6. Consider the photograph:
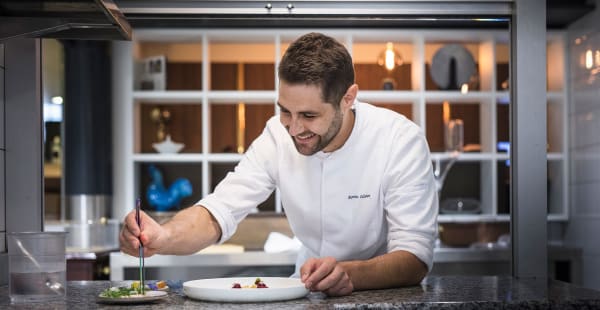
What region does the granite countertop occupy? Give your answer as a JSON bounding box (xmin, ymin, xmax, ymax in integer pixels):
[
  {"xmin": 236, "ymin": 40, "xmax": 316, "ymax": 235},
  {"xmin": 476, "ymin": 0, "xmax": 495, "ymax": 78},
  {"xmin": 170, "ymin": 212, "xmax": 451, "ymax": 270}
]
[{"xmin": 2, "ymin": 276, "xmax": 600, "ymax": 309}]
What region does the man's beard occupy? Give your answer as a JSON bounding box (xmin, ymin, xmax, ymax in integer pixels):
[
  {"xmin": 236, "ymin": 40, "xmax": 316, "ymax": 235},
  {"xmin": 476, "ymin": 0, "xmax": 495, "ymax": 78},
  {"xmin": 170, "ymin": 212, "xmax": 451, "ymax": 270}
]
[{"xmin": 291, "ymin": 108, "xmax": 343, "ymax": 156}]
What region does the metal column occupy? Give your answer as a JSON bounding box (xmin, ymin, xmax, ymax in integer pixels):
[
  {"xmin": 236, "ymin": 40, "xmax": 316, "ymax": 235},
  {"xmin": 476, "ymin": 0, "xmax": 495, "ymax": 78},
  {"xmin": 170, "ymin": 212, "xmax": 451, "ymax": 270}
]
[
  {"xmin": 63, "ymin": 40, "xmax": 113, "ymax": 222},
  {"xmin": 510, "ymin": 0, "xmax": 548, "ymax": 279},
  {"xmin": 4, "ymin": 38, "xmax": 44, "ymax": 233}
]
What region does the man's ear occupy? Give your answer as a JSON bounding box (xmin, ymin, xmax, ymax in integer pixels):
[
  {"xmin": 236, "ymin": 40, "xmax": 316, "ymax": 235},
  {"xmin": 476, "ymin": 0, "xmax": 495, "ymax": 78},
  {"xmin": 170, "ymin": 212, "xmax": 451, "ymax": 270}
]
[{"xmin": 342, "ymin": 84, "xmax": 358, "ymax": 109}]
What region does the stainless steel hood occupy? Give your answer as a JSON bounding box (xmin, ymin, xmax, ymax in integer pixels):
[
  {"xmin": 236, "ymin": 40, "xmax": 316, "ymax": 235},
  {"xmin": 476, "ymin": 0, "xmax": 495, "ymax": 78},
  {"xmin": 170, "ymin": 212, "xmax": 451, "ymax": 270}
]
[
  {"xmin": 116, "ymin": 0, "xmax": 512, "ymax": 29},
  {"xmin": 1, "ymin": 1, "xmax": 592, "ymax": 41},
  {"xmin": 115, "ymin": 0, "xmax": 593, "ymax": 30},
  {"xmin": 0, "ymin": 0, "xmax": 132, "ymax": 41}
]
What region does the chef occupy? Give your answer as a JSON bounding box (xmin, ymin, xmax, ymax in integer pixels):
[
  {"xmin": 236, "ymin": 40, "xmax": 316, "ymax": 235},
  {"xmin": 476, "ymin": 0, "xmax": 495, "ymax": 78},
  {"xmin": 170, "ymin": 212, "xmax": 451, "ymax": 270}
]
[{"xmin": 120, "ymin": 32, "xmax": 438, "ymax": 297}]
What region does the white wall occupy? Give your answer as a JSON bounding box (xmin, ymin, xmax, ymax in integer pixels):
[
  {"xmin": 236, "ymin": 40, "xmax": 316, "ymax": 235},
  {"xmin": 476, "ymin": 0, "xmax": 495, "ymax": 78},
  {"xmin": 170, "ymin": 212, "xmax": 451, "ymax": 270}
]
[{"xmin": 566, "ymin": 0, "xmax": 600, "ymax": 290}]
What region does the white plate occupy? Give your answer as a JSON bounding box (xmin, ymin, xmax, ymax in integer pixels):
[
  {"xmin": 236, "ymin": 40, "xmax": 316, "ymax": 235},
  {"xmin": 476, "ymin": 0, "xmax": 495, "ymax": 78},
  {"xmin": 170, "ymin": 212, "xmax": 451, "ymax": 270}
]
[
  {"xmin": 96, "ymin": 290, "xmax": 168, "ymax": 304},
  {"xmin": 183, "ymin": 277, "xmax": 309, "ymax": 303}
]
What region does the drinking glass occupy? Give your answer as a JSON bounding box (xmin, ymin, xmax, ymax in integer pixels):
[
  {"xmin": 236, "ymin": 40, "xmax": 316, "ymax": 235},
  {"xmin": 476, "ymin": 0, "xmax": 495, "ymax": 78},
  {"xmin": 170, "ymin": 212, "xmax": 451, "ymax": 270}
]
[
  {"xmin": 445, "ymin": 119, "xmax": 464, "ymax": 152},
  {"xmin": 8, "ymin": 232, "xmax": 67, "ymax": 303}
]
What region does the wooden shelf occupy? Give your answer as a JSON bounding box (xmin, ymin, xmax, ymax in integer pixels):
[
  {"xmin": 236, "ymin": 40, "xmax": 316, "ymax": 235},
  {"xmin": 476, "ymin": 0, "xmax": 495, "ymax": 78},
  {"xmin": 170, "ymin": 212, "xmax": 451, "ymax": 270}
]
[
  {"xmin": 44, "ymin": 162, "xmax": 61, "ymax": 178},
  {"xmin": 113, "ymin": 29, "xmax": 569, "ymax": 222}
]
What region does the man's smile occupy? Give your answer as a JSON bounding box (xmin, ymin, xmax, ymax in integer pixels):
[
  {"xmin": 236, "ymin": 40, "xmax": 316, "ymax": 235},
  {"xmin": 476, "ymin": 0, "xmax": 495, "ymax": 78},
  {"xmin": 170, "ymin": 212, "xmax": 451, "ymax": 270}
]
[{"xmin": 295, "ymin": 133, "xmax": 316, "ymax": 141}]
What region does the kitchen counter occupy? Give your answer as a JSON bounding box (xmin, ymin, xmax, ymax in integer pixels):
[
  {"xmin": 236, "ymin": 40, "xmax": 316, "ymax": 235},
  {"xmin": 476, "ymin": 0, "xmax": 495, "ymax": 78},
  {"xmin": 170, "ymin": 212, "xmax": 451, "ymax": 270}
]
[
  {"xmin": 109, "ymin": 246, "xmax": 513, "ymax": 281},
  {"xmin": 110, "ymin": 250, "xmax": 297, "ymax": 280},
  {"xmin": 1, "ymin": 276, "xmax": 600, "ymax": 309},
  {"xmin": 109, "ymin": 245, "xmax": 582, "ymax": 283}
]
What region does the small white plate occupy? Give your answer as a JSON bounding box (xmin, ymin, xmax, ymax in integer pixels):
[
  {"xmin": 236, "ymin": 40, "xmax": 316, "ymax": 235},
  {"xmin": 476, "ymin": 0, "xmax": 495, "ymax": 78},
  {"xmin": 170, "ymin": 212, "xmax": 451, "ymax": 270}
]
[
  {"xmin": 183, "ymin": 277, "xmax": 309, "ymax": 303},
  {"xmin": 96, "ymin": 290, "xmax": 168, "ymax": 304}
]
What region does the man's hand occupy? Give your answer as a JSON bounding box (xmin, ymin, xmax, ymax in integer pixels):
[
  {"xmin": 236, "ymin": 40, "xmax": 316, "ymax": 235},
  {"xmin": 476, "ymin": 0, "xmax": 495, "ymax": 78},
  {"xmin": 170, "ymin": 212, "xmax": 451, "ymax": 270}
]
[
  {"xmin": 120, "ymin": 205, "xmax": 222, "ymax": 257},
  {"xmin": 119, "ymin": 210, "xmax": 168, "ymax": 257},
  {"xmin": 300, "ymin": 256, "xmax": 354, "ymax": 296},
  {"xmin": 299, "ymin": 251, "xmax": 427, "ymax": 295}
]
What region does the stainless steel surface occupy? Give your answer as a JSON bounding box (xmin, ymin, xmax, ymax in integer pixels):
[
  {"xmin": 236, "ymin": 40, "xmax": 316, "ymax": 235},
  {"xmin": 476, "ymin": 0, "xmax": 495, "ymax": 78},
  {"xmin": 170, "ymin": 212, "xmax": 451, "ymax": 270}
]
[
  {"xmin": 5, "ymin": 38, "xmax": 44, "ymax": 234},
  {"xmin": 110, "ymin": 251, "xmax": 298, "ymax": 281},
  {"xmin": 0, "ymin": 153, "xmax": 5, "ymax": 233},
  {"xmin": 68, "ymin": 194, "xmax": 109, "ymax": 223},
  {"xmin": 111, "ymin": 40, "xmax": 134, "ymax": 223},
  {"xmin": 0, "ymin": 43, "xmax": 4, "ymax": 286},
  {"xmin": 511, "ymin": 0, "xmax": 548, "ymax": 280},
  {"xmin": 0, "ymin": 253, "xmax": 7, "ymax": 286},
  {"xmin": 115, "ymin": 0, "xmax": 593, "ymax": 29},
  {"xmin": 109, "ymin": 245, "xmax": 583, "ymax": 282},
  {"xmin": 118, "ymin": 0, "xmax": 512, "ymax": 15},
  {"xmin": 0, "ymin": 49, "xmax": 4, "ymax": 150},
  {"xmin": 65, "ymin": 220, "xmax": 120, "ymax": 251},
  {"xmin": 117, "ymin": 0, "xmax": 511, "ymax": 28},
  {"xmin": 0, "ymin": 0, "xmax": 132, "ymax": 41},
  {"xmin": 109, "ymin": 247, "xmax": 509, "ymax": 281},
  {"xmin": 112, "ymin": 0, "xmax": 596, "ymax": 29},
  {"xmin": 0, "ymin": 53, "xmax": 3, "ymax": 239}
]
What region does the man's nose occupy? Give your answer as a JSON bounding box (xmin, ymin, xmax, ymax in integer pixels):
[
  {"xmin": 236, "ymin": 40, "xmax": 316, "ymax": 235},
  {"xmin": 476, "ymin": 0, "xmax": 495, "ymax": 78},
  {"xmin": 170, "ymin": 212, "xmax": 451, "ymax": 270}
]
[{"xmin": 288, "ymin": 117, "xmax": 304, "ymax": 136}]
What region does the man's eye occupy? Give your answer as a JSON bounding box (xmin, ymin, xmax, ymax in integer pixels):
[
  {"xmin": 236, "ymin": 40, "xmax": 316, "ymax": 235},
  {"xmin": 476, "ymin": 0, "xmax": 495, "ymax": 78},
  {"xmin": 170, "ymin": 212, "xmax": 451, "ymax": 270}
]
[{"xmin": 302, "ymin": 113, "xmax": 316, "ymax": 118}]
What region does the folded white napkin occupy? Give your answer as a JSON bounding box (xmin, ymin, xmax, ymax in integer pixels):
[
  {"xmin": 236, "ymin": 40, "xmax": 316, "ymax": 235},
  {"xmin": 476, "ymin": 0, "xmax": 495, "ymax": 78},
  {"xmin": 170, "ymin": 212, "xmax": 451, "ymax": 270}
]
[{"xmin": 263, "ymin": 232, "xmax": 302, "ymax": 253}]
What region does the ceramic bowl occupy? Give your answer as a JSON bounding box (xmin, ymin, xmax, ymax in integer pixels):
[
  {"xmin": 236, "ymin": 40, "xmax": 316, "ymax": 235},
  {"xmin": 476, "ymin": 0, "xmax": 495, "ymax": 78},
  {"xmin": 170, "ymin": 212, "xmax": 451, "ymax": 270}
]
[{"xmin": 152, "ymin": 135, "xmax": 184, "ymax": 154}]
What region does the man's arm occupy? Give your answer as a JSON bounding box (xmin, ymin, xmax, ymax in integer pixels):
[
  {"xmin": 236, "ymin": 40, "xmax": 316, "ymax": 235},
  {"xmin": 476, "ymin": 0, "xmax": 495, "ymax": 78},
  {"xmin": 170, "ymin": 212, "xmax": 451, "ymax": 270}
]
[
  {"xmin": 301, "ymin": 250, "xmax": 427, "ymax": 296},
  {"xmin": 120, "ymin": 205, "xmax": 222, "ymax": 257},
  {"xmin": 340, "ymin": 250, "xmax": 427, "ymax": 290},
  {"xmin": 159, "ymin": 205, "xmax": 222, "ymax": 255}
]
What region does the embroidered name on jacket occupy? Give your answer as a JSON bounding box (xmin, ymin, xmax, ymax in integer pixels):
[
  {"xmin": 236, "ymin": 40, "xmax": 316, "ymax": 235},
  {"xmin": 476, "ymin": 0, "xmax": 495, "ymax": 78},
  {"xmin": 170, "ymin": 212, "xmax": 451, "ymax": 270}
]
[{"xmin": 348, "ymin": 194, "xmax": 371, "ymax": 200}]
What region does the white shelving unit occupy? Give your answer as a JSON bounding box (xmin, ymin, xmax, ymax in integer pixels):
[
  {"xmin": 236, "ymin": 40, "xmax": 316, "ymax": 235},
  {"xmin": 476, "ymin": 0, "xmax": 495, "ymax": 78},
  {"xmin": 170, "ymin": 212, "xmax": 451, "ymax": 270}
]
[{"xmin": 112, "ymin": 29, "xmax": 569, "ymax": 224}]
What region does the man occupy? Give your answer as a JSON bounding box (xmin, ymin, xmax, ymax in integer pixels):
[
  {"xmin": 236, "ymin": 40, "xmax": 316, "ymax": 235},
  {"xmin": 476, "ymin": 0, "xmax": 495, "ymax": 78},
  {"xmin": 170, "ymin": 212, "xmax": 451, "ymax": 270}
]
[{"xmin": 120, "ymin": 32, "xmax": 438, "ymax": 297}]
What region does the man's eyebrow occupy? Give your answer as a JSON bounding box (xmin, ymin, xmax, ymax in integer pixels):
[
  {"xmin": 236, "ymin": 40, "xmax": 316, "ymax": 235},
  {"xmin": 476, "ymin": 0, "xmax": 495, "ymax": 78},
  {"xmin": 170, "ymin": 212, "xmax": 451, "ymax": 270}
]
[
  {"xmin": 277, "ymin": 102, "xmax": 320, "ymax": 115},
  {"xmin": 276, "ymin": 102, "xmax": 287, "ymax": 110}
]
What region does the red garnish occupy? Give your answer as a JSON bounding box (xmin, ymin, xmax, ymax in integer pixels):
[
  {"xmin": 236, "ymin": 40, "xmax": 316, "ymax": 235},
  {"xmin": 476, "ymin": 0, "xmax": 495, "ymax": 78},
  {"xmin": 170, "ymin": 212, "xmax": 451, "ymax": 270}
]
[
  {"xmin": 256, "ymin": 282, "xmax": 268, "ymax": 288},
  {"xmin": 232, "ymin": 278, "xmax": 268, "ymax": 288}
]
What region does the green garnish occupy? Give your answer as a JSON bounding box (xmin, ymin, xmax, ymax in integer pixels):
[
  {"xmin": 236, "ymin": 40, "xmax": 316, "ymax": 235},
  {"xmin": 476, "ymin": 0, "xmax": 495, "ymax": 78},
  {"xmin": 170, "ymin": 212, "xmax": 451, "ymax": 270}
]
[{"xmin": 100, "ymin": 286, "xmax": 140, "ymax": 298}]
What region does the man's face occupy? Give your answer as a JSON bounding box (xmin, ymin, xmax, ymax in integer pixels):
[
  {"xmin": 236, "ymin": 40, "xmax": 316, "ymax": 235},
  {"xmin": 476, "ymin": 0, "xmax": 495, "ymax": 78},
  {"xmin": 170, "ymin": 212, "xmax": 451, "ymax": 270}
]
[{"xmin": 278, "ymin": 81, "xmax": 343, "ymax": 155}]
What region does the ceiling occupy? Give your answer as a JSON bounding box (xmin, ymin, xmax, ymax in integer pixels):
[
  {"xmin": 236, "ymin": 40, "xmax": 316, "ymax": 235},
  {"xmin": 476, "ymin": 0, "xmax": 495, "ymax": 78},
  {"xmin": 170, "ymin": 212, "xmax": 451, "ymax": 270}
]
[
  {"xmin": 546, "ymin": 0, "xmax": 596, "ymax": 29},
  {"xmin": 0, "ymin": 0, "xmax": 132, "ymax": 41},
  {"xmin": 0, "ymin": 0, "xmax": 596, "ymax": 41},
  {"xmin": 113, "ymin": 0, "xmax": 595, "ymax": 30}
]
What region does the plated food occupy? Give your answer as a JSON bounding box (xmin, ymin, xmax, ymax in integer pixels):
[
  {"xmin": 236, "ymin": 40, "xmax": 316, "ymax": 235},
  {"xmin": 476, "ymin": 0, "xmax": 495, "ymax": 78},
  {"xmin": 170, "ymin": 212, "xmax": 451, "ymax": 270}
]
[
  {"xmin": 96, "ymin": 281, "xmax": 169, "ymax": 304},
  {"xmin": 232, "ymin": 277, "xmax": 268, "ymax": 288},
  {"xmin": 97, "ymin": 290, "xmax": 168, "ymax": 304},
  {"xmin": 183, "ymin": 277, "xmax": 309, "ymax": 302},
  {"xmin": 99, "ymin": 286, "xmax": 142, "ymax": 298},
  {"xmin": 133, "ymin": 280, "xmax": 170, "ymax": 291}
]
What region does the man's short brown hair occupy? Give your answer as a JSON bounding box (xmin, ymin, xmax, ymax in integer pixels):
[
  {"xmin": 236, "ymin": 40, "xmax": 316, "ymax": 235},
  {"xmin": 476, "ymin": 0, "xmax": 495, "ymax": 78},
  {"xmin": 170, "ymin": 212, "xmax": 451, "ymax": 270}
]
[{"xmin": 278, "ymin": 32, "xmax": 355, "ymax": 107}]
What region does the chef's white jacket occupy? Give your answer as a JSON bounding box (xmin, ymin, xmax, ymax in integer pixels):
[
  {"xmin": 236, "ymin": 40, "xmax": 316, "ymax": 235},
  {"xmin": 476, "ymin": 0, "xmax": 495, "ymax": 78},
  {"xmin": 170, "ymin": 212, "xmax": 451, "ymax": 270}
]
[{"xmin": 198, "ymin": 100, "xmax": 438, "ymax": 274}]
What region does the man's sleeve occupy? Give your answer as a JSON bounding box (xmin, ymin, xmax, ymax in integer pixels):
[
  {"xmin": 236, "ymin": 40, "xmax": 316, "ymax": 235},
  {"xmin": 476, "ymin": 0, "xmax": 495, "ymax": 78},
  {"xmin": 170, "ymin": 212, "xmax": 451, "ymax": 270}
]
[
  {"xmin": 383, "ymin": 123, "xmax": 439, "ymax": 271},
  {"xmin": 197, "ymin": 122, "xmax": 279, "ymax": 243}
]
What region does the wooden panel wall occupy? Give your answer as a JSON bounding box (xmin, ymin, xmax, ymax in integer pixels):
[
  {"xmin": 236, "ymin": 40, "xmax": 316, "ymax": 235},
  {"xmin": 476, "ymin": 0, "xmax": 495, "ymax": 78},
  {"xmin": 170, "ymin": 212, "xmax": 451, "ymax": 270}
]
[
  {"xmin": 167, "ymin": 63, "xmax": 202, "ymax": 90},
  {"xmin": 426, "ymin": 103, "xmax": 481, "ymax": 152},
  {"xmin": 355, "ymin": 63, "xmax": 412, "ymax": 90},
  {"xmin": 138, "ymin": 61, "xmax": 491, "ymax": 212},
  {"xmin": 140, "ymin": 104, "xmax": 203, "ymax": 153}
]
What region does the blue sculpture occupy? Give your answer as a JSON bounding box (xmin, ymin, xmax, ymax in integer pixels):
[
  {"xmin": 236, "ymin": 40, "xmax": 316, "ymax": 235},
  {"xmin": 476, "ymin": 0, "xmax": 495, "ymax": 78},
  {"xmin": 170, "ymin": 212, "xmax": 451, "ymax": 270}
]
[{"xmin": 146, "ymin": 164, "xmax": 193, "ymax": 212}]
